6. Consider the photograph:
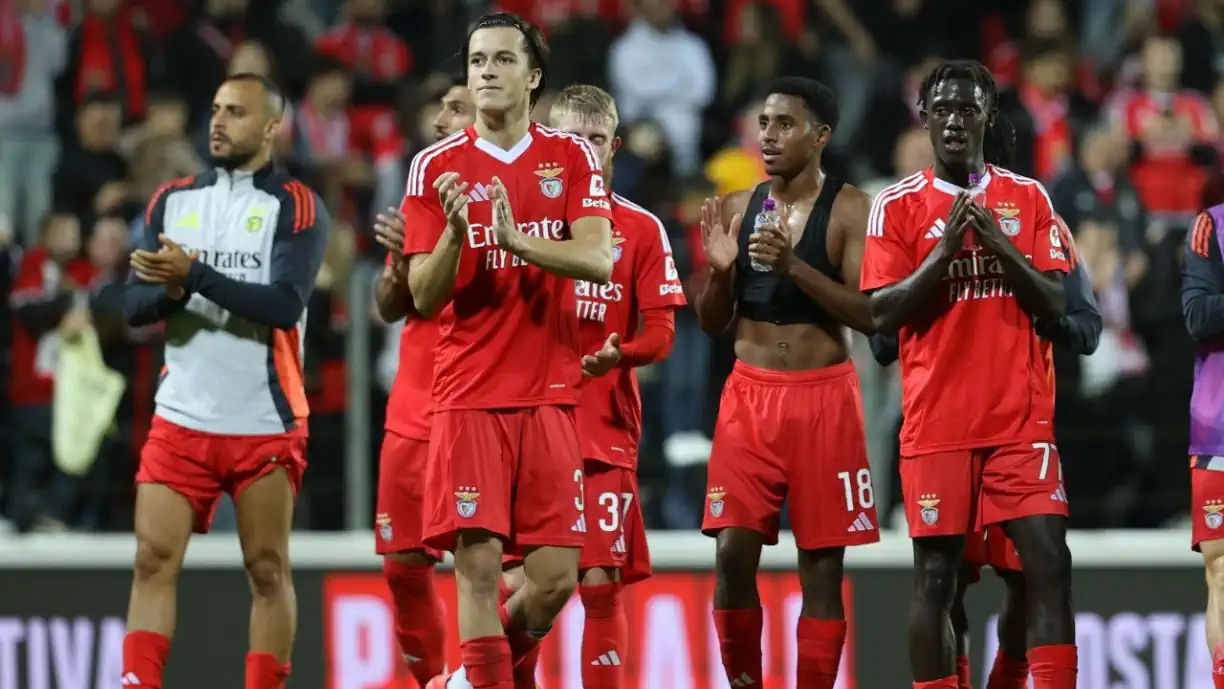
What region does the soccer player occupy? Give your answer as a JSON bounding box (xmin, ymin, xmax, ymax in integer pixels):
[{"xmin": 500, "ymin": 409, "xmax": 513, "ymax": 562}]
[
  {"xmin": 399, "ymin": 13, "xmax": 614, "ymax": 689},
  {"xmin": 369, "ymin": 77, "xmax": 474, "ymax": 687},
  {"xmin": 499, "ymin": 84, "xmax": 686, "ymax": 689},
  {"xmin": 870, "ymin": 213, "xmax": 1100, "ymax": 689},
  {"xmin": 694, "ymin": 76, "xmax": 879, "ymax": 689},
  {"xmin": 120, "ymin": 73, "xmax": 329, "ymax": 689},
  {"xmin": 860, "ymin": 60, "xmax": 1077, "ymax": 689},
  {"xmin": 1181, "ymin": 206, "xmax": 1224, "ymax": 688}
]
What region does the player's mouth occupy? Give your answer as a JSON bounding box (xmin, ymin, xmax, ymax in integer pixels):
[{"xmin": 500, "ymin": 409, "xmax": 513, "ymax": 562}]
[
  {"xmin": 761, "ymin": 147, "xmax": 782, "ymax": 162},
  {"xmin": 211, "ymin": 133, "xmax": 229, "ymax": 145},
  {"xmin": 477, "ymin": 86, "xmax": 501, "ymax": 94},
  {"xmin": 942, "ymin": 134, "xmax": 967, "ymax": 154}
]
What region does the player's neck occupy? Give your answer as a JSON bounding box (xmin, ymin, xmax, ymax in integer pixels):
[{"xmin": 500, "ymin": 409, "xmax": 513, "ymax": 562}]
[
  {"xmin": 235, "ymin": 152, "xmax": 272, "ymax": 174},
  {"xmin": 475, "ymin": 106, "xmax": 531, "ymax": 151},
  {"xmin": 769, "ymin": 164, "xmax": 824, "ymax": 204},
  {"xmin": 935, "ymin": 158, "xmax": 986, "ymax": 189}
]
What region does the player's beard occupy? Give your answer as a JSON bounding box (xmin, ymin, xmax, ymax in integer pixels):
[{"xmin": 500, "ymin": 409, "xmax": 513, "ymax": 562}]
[{"xmin": 210, "ymin": 142, "xmax": 260, "ymax": 171}]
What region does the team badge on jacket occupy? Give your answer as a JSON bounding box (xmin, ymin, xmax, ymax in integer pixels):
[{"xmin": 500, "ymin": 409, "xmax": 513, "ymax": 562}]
[
  {"xmin": 535, "ymin": 166, "xmax": 564, "ymax": 198},
  {"xmin": 455, "ymin": 488, "xmax": 480, "ymax": 518},
  {"xmin": 918, "ymin": 494, "xmax": 940, "ymax": 525}
]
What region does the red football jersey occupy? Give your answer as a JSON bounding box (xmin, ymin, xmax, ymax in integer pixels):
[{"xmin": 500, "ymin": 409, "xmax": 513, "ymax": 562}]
[
  {"xmin": 860, "ymin": 165, "xmax": 1070, "ymax": 455},
  {"xmin": 8, "ymin": 247, "xmax": 99, "ymax": 406},
  {"xmin": 383, "ymin": 252, "xmax": 439, "ymax": 440},
  {"xmin": 576, "ymin": 194, "xmax": 686, "ymax": 468},
  {"xmin": 400, "ymin": 123, "xmax": 613, "ymax": 410}
]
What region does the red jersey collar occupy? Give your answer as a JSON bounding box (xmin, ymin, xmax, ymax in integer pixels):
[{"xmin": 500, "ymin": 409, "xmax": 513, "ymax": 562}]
[{"xmin": 925, "ymin": 164, "xmax": 994, "ymax": 197}]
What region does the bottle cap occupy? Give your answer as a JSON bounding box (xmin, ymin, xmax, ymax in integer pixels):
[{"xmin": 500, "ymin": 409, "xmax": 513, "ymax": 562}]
[
  {"xmin": 968, "ymin": 173, "xmax": 981, "ymax": 188},
  {"xmin": 762, "ymin": 198, "xmax": 776, "ymax": 211}
]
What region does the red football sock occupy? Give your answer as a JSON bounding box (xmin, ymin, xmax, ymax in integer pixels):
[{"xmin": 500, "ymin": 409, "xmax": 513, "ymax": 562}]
[
  {"xmin": 713, "ymin": 608, "xmax": 763, "ymax": 688},
  {"xmin": 1212, "ymin": 643, "xmax": 1224, "ymax": 689},
  {"xmin": 956, "ymin": 654, "xmax": 972, "ymax": 689},
  {"xmin": 1027, "ymin": 644, "xmax": 1076, "ymax": 689},
  {"xmin": 383, "ymin": 559, "xmax": 447, "ymax": 682},
  {"xmin": 122, "ymin": 630, "xmax": 170, "ymax": 689},
  {"xmin": 244, "ymin": 651, "xmax": 291, "ymax": 689},
  {"xmin": 460, "ymin": 636, "xmax": 514, "ymax": 689},
  {"xmin": 914, "ymin": 677, "xmax": 960, "ymax": 689},
  {"xmin": 498, "ymin": 585, "xmax": 541, "ymax": 689},
  {"xmin": 796, "ymin": 618, "xmax": 845, "ymax": 689},
  {"xmin": 581, "ymin": 583, "xmax": 627, "ymax": 689},
  {"xmin": 986, "ymin": 649, "xmax": 1029, "ymax": 689}
]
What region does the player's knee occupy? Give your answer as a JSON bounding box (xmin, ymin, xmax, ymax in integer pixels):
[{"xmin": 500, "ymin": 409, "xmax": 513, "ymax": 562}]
[
  {"xmin": 1022, "ymin": 540, "xmax": 1071, "ymax": 593},
  {"xmin": 531, "ymin": 562, "xmax": 579, "ymax": 611},
  {"xmin": 133, "ymin": 537, "xmax": 182, "ymax": 584},
  {"xmin": 502, "ymin": 565, "xmax": 526, "ymax": 594},
  {"xmin": 386, "ymin": 550, "xmax": 436, "ymax": 568},
  {"xmin": 714, "ymin": 533, "xmax": 759, "ymax": 589},
  {"xmin": 913, "ymin": 550, "xmax": 958, "ymax": 607},
  {"xmin": 581, "ymin": 566, "xmax": 615, "ymax": 587},
  {"xmin": 244, "ymin": 548, "xmax": 288, "ymax": 598},
  {"xmin": 454, "ymin": 537, "xmax": 504, "ymax": 597}
]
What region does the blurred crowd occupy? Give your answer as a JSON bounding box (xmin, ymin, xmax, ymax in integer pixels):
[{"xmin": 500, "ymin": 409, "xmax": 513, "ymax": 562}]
[{"xmin": 0, "ymin": 0, "xmax": 1218, "ymax": 535}]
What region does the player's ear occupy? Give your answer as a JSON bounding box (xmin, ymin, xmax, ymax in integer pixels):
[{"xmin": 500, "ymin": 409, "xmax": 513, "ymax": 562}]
[
  {"xmin": 919, "ymin": 109, "xmax": 929, "ymax": 129},
  {"xmin": 527, "ymin": 68, "xmax": 542, "ymax": 92},
  {"xmin": 265, "ymin": 116, "xmax": 282, "ymax": 142},
  {"xmin": 611, "ymin": 136, "xmax": 622, "ymax": 155},
  {"xmin": 814, "ymin": 123, "xmax": 831, "ymax": 145}
]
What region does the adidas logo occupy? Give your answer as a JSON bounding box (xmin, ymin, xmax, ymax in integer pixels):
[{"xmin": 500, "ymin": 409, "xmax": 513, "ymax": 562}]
[
  {"xmin": 468, "ymin": 183, "xmax": 491, "ymax": 203},
  {"xmin": 924, "ymin": 218, "xmax": 946, "ymax": 239},
  {"xmin": 847, "ymin": 512, "xmax": 876, "ymax": 533},
  {"xmin": 571, "ymin": 514, "xmax": 587, "ymax": 533},
  {"xmin": 1050, "ymin": 486, "xmax": 1068, "ymax": 503},
  {"xmin": 590, "ymin": 650, "xmax": 622, "ymax": 666},
  {"xmin": 730, "ymin": 672, "xmax": 758, "ymax": 686},
  {"xmin": 611, "ymin": 534, "xmax": 626, "ymax": 554},
  {"xmin": 120, "ymin": 673, "xmax": 142, "ymax": 686}
]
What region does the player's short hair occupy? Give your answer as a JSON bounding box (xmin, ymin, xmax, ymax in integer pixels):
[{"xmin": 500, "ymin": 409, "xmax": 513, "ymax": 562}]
[
  {"xmin": 766, "ymin": 76, "xmax": 840, "ymax": 133},
  {"xmin": 917, "ymin": 60, "xmax": 1015, "ymax": 168},
  {"xmin": 549, "ymin": 84, "xmax": 619, "ymax": 130},
  {"xmin": 223, "ymin": 72, "xmax": 286, "ymax": 116},
  {"xmin": 463, "ymin": 12, "xmax": 550, "ymax": 106}
]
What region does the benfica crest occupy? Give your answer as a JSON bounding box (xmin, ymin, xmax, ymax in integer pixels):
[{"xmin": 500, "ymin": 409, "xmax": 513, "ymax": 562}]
[
  {"xmin": 455, "ymin": 488, "xmax": 480, "ymax": 518},
  {"xmin": 535, "ymin": 166, "xmax": 564, "ymax": 198},
  {"xmin": 994, "ymin": 204, "xmax": 1022, "ymax": 237}
]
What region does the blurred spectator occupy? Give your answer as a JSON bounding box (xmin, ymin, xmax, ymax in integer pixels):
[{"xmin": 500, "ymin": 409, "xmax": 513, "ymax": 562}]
[
  {"xmin": 316, "ymin": 0, "xmax": 410, "ymax": 106},
  {"xmin": 717, "ymin": 3, "xmax": 822, "ymax": 123},
  {"xmin": 999, "ymin": 40, "xmax": 1098, "ymax": 181},
  {"xmin": 56, "ymin": 0, "xmax": 157, "ymax": 135},
  {"xmin": 121, "ymin": 92, "xmax": 206, "ymax": 204},
  {"xmin": 854, "ymin": 52, "xmax": 942, "ymax": 180},
  {"xmin": 704, "ymin": 99, "xmax": 766, "ymax": 199},
  {"xmin": 6, "ymin": 212, "xmax": 96, "ymax": 531},
  {"xmin": 52, "ymin": 91, "xmax": 136, "ymax": 230},
  {"xmin": 1108, "ymin": 35, "xmax": 1219, "ymax": 225},
  {"xmin": 607, "ymin": 119, "xmax": 675, "ymax": 213},
  {"xmin": 609, "ymin": 0, "xmax": 715, "ymax": 176},
  {"xmin": 988, "ymin": 0, "xmax": 1090, "ymax": 93},
  {"xmin": 1177, "ymin": 0, "xmax": 1224, "ymax": 96},
  {"xmin": 0, "ymin": 0, "xmax": 68, "ymax": 245}
]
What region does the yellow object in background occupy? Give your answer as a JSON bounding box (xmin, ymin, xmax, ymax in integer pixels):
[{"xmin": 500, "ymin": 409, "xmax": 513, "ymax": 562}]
[{"xmin": 53, "ymin": 327, "xmax": 126, "ymax": 477}]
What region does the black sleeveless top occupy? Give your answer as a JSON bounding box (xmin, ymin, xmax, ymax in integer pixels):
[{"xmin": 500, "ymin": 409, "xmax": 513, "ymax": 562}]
[{"xmin": 734, "ymin": 177, "xmax": 844, "ymax": 326}]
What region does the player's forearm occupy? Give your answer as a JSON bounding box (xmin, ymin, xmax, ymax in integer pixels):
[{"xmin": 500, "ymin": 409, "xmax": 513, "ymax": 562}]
[
  {"xmin": 183, "ymin": 264, "xmax": 304, "ymax": 329},
  {"xmin": 408, "ymin": 231, "xmax": 463, "ymax": 319},
  {"xmin": 868, "ymin": 251, "xmax": 952, "ymax": 333},
  {"xmin": 696, "ymin": 268, "xmax": 736, "ymax": 334},
  {"xmin": 1183, "ymin": 292, "xmax": 1224, "ymax": 341},
  {"xmin": 619, "ymin": 309, "xmax": 676, "ymax": 367},
  {"xmin": 375, "ymin": 263, "xmax": 412, "ymax": 323},
  {"xmin": 507, "ymin": 234, "xmax": 613, "ymax": 283},
  {"xmin": 785, "ymin": 258, "xmax": 876, "ymax": 335},
  {"xmin": 991, "ymin": 243, "xmax": 1066, "ymax": 321},
  {"xmin": 122, "ymin": 283, "xmax": 187, "ymax": 326},
  {"xmin": 1036, "ymin": 265, "xmax": 1101, "ymax": 355},
  {"xmin": 868, "ymin": 333, "xmax": 899, "ymax": 366}
]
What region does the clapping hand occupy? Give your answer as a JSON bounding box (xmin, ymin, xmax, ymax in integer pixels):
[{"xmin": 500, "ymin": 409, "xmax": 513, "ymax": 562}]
[
  {"xmin": 581, "ymin": 333, "xmax": 622, "ymax": 376},
  {"xmin": 434, "ymin": 172, "xmax": 470, "ymax": 240},
  {"xmin": 489, "ymin": 176, "xmax": 523, "ymax": 253},
  {"xmin": 373, "ymin": 207, "xmax": 407, "ymax": 257},
  {"xmin": 130, "ymin": 236, "xmax": 199, "ymax": 287},
  {"xmin": 700, "ymin": 197, "xmax": 742, "ymax": 273}
]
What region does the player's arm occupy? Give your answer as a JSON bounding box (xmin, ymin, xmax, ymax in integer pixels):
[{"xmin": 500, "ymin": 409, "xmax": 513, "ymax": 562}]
[
  {"xmin": 863, "ymin": 191, "xmax": 955, "ymax": 334},
  {"xmin": 182, "ymin": 183, "xmax": 330, "ymax": 329},
  {"xmin": 123, "ymin": 186, "xmax": 191, "ymax": 326},
  {"xmin": 695, "ymin": 190, "xmax": 748, "ymax": 334},
  {"xmin": 404, "ymin": 167, "xmax": 465, "ymax": 319},
  {"xmin": 622, "ymin": 210, "xmax": 687, "ymax": 366},
  {"xmin": 1034, "ymin": 220, "xmax": 1101, "ymax": 355},
  {"xmin": 620, "ymin": 309, "xmax": 676, "ymax": 366},
  {"xmin": 375, "ymin": 257, "xmax": 413, "ymax": 323},
  {"xmin": 867, "ymin": 333, "xmax": 899, "ymax": 366},
  {"xmin": 1182, "ymin": 211, "xmax": 1224, "ymax": 341},
  {"xmin": 784, "ymin": 185, "xmax": 876, "ymax": 334},
  {"xmin": 969, "ymin": 187, "xmax": 1067, "ymax": 322}
]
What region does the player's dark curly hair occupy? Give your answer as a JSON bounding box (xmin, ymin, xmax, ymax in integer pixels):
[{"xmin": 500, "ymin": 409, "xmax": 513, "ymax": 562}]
[
  {"xmin": 767, "ymin": 76, "xmax": 840, "ymax": 133},
  {"xmin": 917, "ymin": 60, "xmax": 1016, "ymax": 168},
  {"xmin": 462, "ymin": 12, "xmax": 550, "ymax": 107}
]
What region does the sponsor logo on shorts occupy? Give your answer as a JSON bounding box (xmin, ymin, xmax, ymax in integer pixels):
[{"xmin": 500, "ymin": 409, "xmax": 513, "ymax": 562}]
[
  {"xmin": 1205, "ymin": 500, "xmax": 1224, "ymax": 529},
  {"xmin": 455, "ymin": 487, "xmax": 480, "ymax": 518},
  {"xmin": 707, "ymin": 488, "xmax": 726, "ymax": 518},
  {"xmin": 918, "ymin": 494, "xmax": 940, "ymax": 525},
  {"xmin": 375, "ymin": 513, "xmax": 393, "ymax": 541}
]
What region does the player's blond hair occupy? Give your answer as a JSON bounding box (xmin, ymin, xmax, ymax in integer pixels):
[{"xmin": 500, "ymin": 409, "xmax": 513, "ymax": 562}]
[{"xmin": 549, "ymin": 84, "xmax": 619, "ymax": 131}]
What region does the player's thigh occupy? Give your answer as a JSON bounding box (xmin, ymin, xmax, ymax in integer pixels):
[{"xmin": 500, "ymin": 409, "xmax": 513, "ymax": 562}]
[
  {"xmin": 979, "ymin": 441, "xmax": 1068, "ymax": 527},
  {"xmin": 703, "ymin": 382, "xmax": 787, "ymax": 543},
  {"xmin": 423, "ymin": 410, "xmax": 517, "ymax": 553},
  {"xmin": 899, "ymin": 450, "xmax": 978, "ymax": 538},
  {"xmin": 1191, "ymin": 466, "xmax": 1224, "ymax": 552},
  {"xmin": 137, "ymin": 417, "xmax": 224, "ymax": 534},
  {"xmin": 132, "ymin": 483, "xmax": 196, "ymax": 572},
  {"xmin": 514, "ymin": 406, "xmax": 586, "ymax": 551},
  {"xmin": 375, "ymin": 433, "xmax": 444, "ymax": 559},
  {"xmin": 785, "ymin": 373, "xmax": 880, "ymax": 549},
  {"xmin": 984, "ymin": 524, "xmax": 1023, "ymax": 573}
]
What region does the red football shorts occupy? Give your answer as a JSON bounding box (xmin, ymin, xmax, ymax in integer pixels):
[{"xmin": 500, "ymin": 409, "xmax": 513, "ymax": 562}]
[
  {"xmin": 375, "ymin": 431, "xmax": 445, "ymax": 559},
  {"xmin": 702, "ymin": 360, "xmax": 880, "ymax": 549},
  {"xmin": 423, "ymin": 406, "xmax": 585, "ymax": 553},
  {"xmin": 963, "ymin": 526, "xmax": 1022, "ymax": 580},
  {"xmin": 1190, "ymin": 463, "xmax": 1224, "ymax": 551},
  {"xmin": 136, "ymin": 416, "xmax": 307, "ymax": 534},
  {"xmin": 579, "ymin": 460, "xmax": 651, "ymax": 584},
  {"xmin": 900, "ymin": 441, "xmax": 1069, "ymax": 539}
]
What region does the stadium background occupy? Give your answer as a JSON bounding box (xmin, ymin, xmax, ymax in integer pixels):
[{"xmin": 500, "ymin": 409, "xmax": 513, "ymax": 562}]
[{"xmin": 0, "ymin": 0, "xmax": 1220, "ymax": 686}]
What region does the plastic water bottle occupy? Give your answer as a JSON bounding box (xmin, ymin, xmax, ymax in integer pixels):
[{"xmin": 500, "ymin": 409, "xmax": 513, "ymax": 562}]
[{"xmin": 751, "ymin": 198, "xmax": 778, "ymax": 272}]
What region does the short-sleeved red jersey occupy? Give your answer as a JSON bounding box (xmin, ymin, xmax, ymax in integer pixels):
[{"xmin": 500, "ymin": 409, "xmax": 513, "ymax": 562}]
[
  {"xmin": 383, "ymin": 255, "xmax": 439, "ymax": 438},
  {"xmin": 577, "ymin": 194, "xmax": 686, "ymax": 468},
  {"xmin": 860, "ymin": 165, "xmax": 1070, "ymax": 455},
  {"xmin": 400, "ymin": 123, "xmax": 614, "ymax": 410}
]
